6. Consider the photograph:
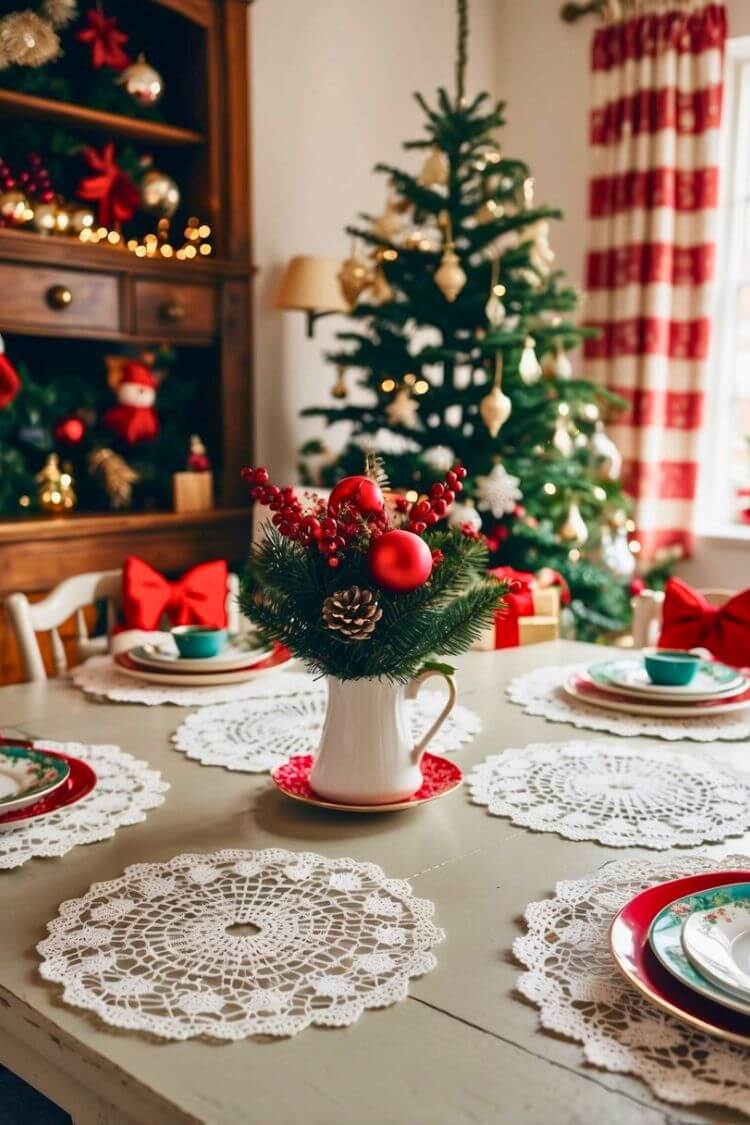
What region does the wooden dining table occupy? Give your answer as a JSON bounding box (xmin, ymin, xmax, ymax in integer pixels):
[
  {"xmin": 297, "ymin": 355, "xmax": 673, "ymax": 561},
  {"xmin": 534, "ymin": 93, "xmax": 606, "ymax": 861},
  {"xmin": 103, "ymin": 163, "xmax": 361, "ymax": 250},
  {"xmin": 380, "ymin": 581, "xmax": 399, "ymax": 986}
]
[{"xmin": 0, "ymin": 639, "xmax": 745, "ymax": 1125}]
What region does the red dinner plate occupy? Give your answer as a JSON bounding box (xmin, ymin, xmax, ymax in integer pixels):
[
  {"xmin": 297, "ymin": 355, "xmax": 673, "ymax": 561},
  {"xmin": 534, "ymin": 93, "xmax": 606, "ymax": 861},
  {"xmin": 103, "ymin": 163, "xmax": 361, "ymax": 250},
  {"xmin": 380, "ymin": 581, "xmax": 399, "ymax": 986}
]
[
  {"xmin": 610, "ymin": 870, "xmax": 750, "ymax": 1045},
  {"xmin": 115, "ymin": 643, "xmax": 292, "ymax": 678},
  {"xmin": 0, "ymin": 749, "xmax": 96, "ymax": 831},
  {"xmin": 572, "ymin": 675, "xmax": 750, "ymax": 710},
  {"xmin": 272, "ymin": 752, "xmax": 463, "ymax": 813}
]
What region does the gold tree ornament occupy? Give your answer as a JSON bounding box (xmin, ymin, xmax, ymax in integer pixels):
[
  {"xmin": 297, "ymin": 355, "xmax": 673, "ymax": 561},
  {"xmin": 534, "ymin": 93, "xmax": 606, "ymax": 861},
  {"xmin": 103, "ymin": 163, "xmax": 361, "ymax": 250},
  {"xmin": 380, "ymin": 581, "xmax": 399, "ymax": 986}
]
[
  {"xmin": 36, "ymin": 454, "xmax": 75, "ymax": 514},
  {"xmin": 519, "ymin": 336, "xmax": 542, "ymax": 385},
  {"xmin": 337, "ymin": 243, "xmax": 371, "ymax": 307},
  {"xmin": 331, "ymin": 366, "xmax": 348, "ymax": 399},
  {"xmin": 371, "ymin": 265, "xmax": 394, "ymax": 305},
  {"xmin": 0, "ymin": 11, "xmax": 60, "ymax": 67},
  {"xmin": 42, "ymin": 0, "xmax": 77, "ymax": 27},
  {"xmin": 434, "ymin": 244, "xmax": 466, "ymax": 302},
  {"xmin": 322, "ymin": 586, "xmax": 383, "ymax": 641},
  {"xmin": 552, "ymin": 418, "xmax": 574, "ymax": 457},
  {"xmin": 485, "ymin": 260, "xmax": 506, "ymax": 327},
  {"xmin": 140, "ymin": 169, "xmax": 180, "ymax": 218},
  {"xmin": 418, "ymin": 145, "xmax": 448, "ymax": 188},
  {"xmin": 119, "ymin": 54, "xmax": 165, "ymax": 108},
  {"xmin": 476, "ymin": 198, "xmax": 503, "ymax": 225},
  {"xmin": 559, "ymin": 500, "xmax": 589, "ymax": 544},
  {"xmin": 88, "ymin": 448, "xmax": 140, "ymax": 510},
  {"xmin": 386, "ymin": 387, "xmax": 419, "ymax": 428},
  {"xmin": 479, "ymin": 355, "xmax": 512, "ymax": 438},
  {"xmin": 372, "ymin": 199, "xmax": 402, "ymax": 242}
]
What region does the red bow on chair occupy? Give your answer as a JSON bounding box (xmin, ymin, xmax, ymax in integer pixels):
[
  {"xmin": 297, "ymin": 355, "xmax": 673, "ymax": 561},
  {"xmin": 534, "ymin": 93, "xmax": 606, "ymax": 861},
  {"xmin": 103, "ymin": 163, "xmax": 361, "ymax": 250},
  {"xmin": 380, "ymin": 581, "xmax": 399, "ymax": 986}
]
[
  {"xmin": 122, "ymin": 557, "xmax": 228, "ymax": 631},
  {"xmin": 659, "ymin": 577, "xmax": 750, "ymax": 666}
]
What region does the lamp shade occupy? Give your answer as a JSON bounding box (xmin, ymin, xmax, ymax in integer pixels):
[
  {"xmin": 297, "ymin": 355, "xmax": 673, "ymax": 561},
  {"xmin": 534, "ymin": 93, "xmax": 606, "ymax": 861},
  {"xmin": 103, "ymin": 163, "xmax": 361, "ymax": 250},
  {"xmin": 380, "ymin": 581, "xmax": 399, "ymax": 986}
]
[{"xmin": 272, "ymin": 255, "xmax": 348, "ymax": 314}]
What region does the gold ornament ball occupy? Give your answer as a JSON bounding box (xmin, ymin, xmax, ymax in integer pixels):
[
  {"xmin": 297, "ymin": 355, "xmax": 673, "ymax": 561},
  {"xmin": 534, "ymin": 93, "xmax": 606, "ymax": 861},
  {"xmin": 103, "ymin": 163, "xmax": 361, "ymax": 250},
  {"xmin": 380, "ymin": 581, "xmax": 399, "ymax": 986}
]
[
  {"xmin": 337, "ymin": 254, "xmax": 371, "ymax": 307},
  {"xmin": 479, "ymin": 384, "xmax": 512, "ymax": 438},
  {"xmin": 32, "ymin": 201, "xmax": 58, "ymax": 234},
  {"xmin": 0, "ymin": 189, "xmax": 30, "ymax": 225},
  {"xmin": 119, "ymin": 54, "xmax": 164, "ymax": 106},
  {"xmin": 140, "ymin": 169, "xmax": 180, "ymax": 218},
  {"xmin": 70, "ymin": 205, "xmax": 95, "ymax": 234},
  {"xmin": 434, "ymin": 247, "xmax": 467, "ymax": 302}
]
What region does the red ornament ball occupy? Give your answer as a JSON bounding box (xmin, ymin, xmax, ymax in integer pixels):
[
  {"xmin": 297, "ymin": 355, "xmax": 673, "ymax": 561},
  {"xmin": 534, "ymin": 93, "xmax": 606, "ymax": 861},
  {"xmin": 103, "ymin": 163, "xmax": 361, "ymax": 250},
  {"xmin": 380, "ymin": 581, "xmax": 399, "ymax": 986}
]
[
  {"xmin": 53, "ymin": 416, "xmax": 86, "ymax": 445},
  {"xmin": 328, "ymin": 475, "xmax": 385, "ymax": 517},
  {"xmin": 369, "ymin": 529, "xmax": 433, "ymax": 593}
]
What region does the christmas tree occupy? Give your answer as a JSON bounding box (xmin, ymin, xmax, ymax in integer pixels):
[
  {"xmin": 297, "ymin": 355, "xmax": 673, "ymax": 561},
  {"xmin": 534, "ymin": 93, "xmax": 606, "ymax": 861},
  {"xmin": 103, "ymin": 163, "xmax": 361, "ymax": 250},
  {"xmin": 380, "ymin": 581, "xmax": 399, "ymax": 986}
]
[{"xmin": 302, "ymin": 0, "xmax": 636, "ymax": 640}]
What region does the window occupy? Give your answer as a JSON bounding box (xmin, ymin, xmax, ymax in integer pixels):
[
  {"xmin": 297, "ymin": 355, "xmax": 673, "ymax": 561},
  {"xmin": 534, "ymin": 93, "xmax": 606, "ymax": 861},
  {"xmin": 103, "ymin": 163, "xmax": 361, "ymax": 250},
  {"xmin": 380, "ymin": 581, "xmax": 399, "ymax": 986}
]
[{"xmin": 700, "ymin": 37, "xmax": 750, "ymax": 536}]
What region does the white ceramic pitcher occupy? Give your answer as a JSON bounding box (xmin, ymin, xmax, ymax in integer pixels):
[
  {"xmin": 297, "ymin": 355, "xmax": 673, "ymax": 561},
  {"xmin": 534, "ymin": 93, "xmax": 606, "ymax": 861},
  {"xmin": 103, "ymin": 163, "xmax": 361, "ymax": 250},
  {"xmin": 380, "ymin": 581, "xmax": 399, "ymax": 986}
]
[{"xmin": 309, "ymin": 669, "xmax": 457, "ymax": 805}]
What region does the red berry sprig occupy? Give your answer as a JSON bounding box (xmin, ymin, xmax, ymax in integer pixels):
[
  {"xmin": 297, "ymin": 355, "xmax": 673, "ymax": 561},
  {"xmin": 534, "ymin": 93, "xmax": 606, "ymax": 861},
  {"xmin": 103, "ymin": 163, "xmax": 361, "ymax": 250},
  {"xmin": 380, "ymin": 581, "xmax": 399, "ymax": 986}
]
[
  {"xmin": 406, "ymin": 463, "xmax": 467, "ymax": 534},
  {"xmin": 241, "ymin": 467, "xmax": 386, "ymax": 568}
]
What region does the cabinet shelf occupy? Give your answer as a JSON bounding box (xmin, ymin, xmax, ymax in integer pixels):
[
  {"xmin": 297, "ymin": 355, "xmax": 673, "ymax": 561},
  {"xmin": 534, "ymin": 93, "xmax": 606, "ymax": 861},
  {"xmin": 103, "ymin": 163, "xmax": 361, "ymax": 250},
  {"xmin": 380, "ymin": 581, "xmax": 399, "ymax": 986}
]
[{"xmin": 0, "ymin": 88, "xmax": 206, "ymax": 148}]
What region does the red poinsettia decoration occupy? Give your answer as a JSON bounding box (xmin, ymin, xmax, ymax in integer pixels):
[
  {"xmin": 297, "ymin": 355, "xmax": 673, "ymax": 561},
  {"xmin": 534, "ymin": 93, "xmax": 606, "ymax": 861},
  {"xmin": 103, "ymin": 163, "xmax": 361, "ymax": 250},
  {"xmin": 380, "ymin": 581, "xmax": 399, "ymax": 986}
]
[
  {"xmin": 76, "ymin": 7, "xmax": 130, "ymax": 71},
  {"xmin": 0, "ymin": 354, "xmax": 21, "ymax": 410},
  {"xmin": 76, "ymin": 143, "xmax": 140, "ymax": 228}
]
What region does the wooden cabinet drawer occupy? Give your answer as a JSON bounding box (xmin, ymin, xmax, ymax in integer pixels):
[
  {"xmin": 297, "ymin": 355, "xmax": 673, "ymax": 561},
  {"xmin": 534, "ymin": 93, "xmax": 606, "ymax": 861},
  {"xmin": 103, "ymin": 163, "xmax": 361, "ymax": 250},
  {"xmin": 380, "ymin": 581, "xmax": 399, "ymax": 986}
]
[
  {"xmin": 0, "ymin": 263, "xmax": 119, "ymax": 334},
  {"xmin": 134, "ymin": 280, "xmax": 216, "ymax": 339}
]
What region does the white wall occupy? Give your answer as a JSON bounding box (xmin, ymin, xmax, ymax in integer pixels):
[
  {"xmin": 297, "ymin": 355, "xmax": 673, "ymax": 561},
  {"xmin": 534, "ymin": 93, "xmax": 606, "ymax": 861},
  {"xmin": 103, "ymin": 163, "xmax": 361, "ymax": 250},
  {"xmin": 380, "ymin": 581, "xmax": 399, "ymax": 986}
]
[{"xmin": 250, "ymin": 0, "xmax": 499, "ymax": 481}]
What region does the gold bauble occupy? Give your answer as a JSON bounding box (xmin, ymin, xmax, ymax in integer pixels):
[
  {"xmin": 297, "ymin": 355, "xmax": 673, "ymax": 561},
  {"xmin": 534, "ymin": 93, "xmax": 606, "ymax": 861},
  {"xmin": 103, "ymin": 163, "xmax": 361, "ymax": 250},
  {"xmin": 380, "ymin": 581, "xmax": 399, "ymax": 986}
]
[
  {"xmin": 559, "ymin": 501, "xmax": 588, "ymax": 545},
  {"xmin": 0, "ymin": 190, "xmax": 30, "ymax": 225},
  {"xmin": 70, "ymin": 205, "xmax": 95, "ymax": 234},
  {"xmin": 36, "ymin": 453, "xmax": 75, "ymax": 514},
  {"xmin": 140, "ymin": 169, "xmax": 180, "ymax": 218},
  {"xmin": 31, "ymin": 201, "xmax": 57, "ymax": 234},
  {"xmin": 372, "ymin": 207, "xmax": 402, "ymax": 241},
  {"xmin": 118, "ymin": 53, "xmax": 164, "ymax": 107},
  {"xmin": 418, "ymin": 145, "xmax": 448, "ymax": 188},
  {"xmin": 479, "ymin": 384, "xmax": 512, "ymax": 438},
  {"xmin": 337, "ymin": 253, "xmax": 371, "ymax": 307},
  {"xmin": 434, "ymin": 246, "xmax": 466, "ymax": 302}
]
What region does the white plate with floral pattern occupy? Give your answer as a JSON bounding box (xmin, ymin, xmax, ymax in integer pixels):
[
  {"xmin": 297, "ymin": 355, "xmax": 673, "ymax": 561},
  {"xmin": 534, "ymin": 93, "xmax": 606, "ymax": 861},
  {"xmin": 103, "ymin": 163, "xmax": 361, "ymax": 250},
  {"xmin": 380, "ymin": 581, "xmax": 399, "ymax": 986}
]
[
  {"xmin": 0, "ymin": 744, "xmax": 70, "ymax": 815},
  {"xmin": 682, "ymin": 882, "xmax": 750, "ymax": 1002}
]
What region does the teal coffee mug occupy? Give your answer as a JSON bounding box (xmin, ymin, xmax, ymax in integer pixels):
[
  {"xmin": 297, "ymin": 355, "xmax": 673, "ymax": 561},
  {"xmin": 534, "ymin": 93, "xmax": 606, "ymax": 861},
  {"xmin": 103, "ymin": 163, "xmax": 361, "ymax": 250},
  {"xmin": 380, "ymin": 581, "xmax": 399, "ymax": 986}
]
[
  {"xmin": 643, "ymin": 648, "xmax": 701, "ymax": 687},
  {"xmin": 171, "ymin": 625, "xmax": 228, "ymax": 659}
]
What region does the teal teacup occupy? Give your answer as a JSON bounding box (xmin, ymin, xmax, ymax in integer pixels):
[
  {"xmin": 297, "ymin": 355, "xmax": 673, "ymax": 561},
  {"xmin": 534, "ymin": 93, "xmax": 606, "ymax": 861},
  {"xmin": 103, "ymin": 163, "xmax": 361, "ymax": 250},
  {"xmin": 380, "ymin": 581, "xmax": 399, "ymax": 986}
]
[
  {"xmin": 643, "ymin": 648, "xmax": 700, "ymax": 687},
  {"xmin": 171, "ymin": 625, "xmax": 227, "ymax": 659}
]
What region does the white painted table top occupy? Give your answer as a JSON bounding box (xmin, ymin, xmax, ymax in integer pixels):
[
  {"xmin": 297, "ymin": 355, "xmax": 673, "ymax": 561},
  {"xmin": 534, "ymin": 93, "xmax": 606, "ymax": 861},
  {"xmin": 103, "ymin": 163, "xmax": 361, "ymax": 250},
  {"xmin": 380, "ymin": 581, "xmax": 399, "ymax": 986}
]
[{"xmin": 0, "ymin": 641, "xmax": 743, "ymax": 1125}]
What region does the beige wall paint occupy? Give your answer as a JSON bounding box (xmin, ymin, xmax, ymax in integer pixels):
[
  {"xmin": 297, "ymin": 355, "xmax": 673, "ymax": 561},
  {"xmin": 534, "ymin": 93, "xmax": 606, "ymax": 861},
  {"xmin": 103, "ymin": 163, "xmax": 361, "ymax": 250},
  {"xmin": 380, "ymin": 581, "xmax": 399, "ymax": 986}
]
[{"xmin": 251, "ymin": 0, "xmax": 499, "ymax": 481}]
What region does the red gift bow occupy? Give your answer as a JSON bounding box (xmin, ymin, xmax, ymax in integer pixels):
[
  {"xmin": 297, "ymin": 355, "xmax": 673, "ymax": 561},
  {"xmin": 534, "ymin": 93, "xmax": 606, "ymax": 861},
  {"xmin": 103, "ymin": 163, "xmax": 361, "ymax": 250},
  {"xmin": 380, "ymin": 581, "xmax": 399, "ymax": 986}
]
[
  {"xmin": 76, "ymin": 8, "xmax": 130, "ymax": 71},
  {"xmin": 77, "ymin": 143, "xmax": 141, "ymax": 229},
  {"xmin": 659, "ymin": 577, "xmax": 750, "ymax": 667},
  {"xmin": 122, "ymin": 556, "xmax": 228, "ymax": 631},
  {"xmin": 488, "ymin": 567, "xmax": 537, "ymax": 648}
]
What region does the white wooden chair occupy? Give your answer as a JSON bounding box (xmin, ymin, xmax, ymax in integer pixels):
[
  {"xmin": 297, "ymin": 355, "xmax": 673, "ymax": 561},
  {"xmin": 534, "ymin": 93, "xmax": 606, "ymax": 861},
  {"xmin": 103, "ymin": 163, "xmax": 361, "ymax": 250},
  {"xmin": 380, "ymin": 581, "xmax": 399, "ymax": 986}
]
[
  {"xmin": 631, "ymin": 587, "xmax": 734, "ymax": 649},
  {"xmin": 6, "ymin": 568, "xmax": 241, "ymax": 683}
]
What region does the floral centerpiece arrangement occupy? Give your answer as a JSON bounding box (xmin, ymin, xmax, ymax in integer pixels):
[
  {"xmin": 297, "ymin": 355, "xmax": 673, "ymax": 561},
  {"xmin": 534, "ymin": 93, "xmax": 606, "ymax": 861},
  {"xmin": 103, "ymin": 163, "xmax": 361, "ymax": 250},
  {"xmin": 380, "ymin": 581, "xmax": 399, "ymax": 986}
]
[
  {"xmin": 240, "ymin": 460, "xmax": 505, "ymax": 683},
  {"xmin": 240, "ymin": 459, "xmax": 506, "ymax": 807}
]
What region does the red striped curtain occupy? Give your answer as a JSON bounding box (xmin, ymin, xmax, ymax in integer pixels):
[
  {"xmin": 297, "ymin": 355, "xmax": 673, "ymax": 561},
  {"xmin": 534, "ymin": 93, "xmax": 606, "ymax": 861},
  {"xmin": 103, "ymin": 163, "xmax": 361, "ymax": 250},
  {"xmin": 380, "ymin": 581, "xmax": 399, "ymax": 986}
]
[{"xmin": 583, "ymin": 0, "xmax": 727, "ymax": 558}]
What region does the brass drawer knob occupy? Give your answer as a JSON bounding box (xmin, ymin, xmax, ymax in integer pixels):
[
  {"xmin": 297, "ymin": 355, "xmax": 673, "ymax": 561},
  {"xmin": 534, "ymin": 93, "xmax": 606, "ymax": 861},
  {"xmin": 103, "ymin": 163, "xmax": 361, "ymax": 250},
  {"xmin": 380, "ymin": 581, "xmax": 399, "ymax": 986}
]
[
  {"xmin": 160, "ymin": 300, "xmax": 186, "ymax": 322},
  {"xmin": 46, "ymin": 284, "xmax": 73, "ymax": 310}
]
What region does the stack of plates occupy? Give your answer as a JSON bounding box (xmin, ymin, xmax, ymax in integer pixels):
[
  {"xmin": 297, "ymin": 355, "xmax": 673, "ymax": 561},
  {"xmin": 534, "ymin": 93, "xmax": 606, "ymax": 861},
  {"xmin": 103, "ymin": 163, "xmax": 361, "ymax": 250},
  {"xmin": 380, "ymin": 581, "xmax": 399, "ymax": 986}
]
[
  {"xmin": 0, "ymin": 741, "xmax": 96, "ymax": 834},
  {"xmin": 115, "ymin": 638, "xmax": 292, "ymax": 686},
  {"xmin": 611, "ymin": 872, "xmax": 750, "ymax": 1045},
  {"xmin": 565, "ymin": 656, "xmax": 750, "ymax": 719}
]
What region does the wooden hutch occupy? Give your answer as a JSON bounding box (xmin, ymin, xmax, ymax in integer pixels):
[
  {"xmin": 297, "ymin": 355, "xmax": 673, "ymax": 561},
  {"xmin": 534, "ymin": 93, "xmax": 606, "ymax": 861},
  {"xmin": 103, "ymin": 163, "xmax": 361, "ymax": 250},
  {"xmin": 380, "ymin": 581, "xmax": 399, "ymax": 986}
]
[{"xmin": 0, "ymin": 0, "xmax": 253, "ymax": 676}]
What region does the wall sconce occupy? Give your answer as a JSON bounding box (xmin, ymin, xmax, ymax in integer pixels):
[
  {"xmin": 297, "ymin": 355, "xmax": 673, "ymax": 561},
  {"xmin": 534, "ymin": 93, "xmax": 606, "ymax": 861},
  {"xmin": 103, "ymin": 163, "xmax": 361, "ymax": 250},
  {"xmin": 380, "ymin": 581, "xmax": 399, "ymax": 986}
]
[{"xmin": 272, "ymin": 255, "xmax": 348, "ymax": 336}]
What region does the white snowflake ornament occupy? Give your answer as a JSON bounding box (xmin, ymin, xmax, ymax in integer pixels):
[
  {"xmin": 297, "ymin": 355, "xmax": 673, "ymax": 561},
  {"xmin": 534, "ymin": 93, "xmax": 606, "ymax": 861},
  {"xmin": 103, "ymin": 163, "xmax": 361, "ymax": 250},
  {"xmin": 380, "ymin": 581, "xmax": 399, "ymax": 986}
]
[{"xmin": 475, "ymin": 463, "xmax": 522, "ymax": 518}]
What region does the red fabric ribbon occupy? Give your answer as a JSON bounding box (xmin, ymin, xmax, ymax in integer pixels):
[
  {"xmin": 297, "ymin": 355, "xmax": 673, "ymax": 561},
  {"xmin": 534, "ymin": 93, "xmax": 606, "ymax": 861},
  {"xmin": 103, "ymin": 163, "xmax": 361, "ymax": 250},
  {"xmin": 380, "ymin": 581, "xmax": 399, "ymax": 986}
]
[
  {"xmin": 76, "ymin": 9, "xmax": 130, "ymax": 71},
  {"xmin": 122, "ymin": 556, "xmax": 228, "ymax": 631},
  {"xmin": 0, "ymin": 355, "xmax": 21, "ymax": 410},
  {"xmin": 76, "ymin": 143, "xmax": 140, "ymax": 229},
  {"xmin": 488, "ymin": 567, "xmax": 536, "ymax": 648},
  {"xmin": 659, "ymin": 577, "xmax": 750, "ymax": 667}
]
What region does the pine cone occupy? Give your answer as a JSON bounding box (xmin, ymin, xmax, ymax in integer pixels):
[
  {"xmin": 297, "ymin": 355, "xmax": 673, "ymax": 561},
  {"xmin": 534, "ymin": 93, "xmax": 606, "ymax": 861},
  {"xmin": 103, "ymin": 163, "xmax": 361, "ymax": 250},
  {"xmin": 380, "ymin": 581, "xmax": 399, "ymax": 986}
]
[{"xmin": 322, "ymin": 586, "xmax": 383, "ymax": 641}]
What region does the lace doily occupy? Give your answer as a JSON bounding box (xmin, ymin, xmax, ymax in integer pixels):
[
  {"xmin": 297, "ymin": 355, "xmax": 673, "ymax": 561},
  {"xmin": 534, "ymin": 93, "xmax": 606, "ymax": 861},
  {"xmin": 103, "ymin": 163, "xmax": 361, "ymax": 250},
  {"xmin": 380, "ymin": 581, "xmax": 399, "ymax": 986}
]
[
  {"xmin": 72, "ymin": 654, "xmax": 322, "ymax": 707},
  {"xmin": 1, "ymin": 741, "xmax": 168, "ymax": 871},
  {"xmin": 468, "ymin": 741, "xmax": 750, "ymax": 849},
  {"xmin": 172, "ymin": 692, "xmax": 481, "ymax": 773},
  {"xmin": 508, "ymin": 664, "xmax": 750, "ymax": 741},
  {"xmin": 515, "ymin": 853, "xmax": 750, "ymax": 1113},
  {"xmin": 38, "ymin": 848, "xmax": 443, "ymax": 1040}
]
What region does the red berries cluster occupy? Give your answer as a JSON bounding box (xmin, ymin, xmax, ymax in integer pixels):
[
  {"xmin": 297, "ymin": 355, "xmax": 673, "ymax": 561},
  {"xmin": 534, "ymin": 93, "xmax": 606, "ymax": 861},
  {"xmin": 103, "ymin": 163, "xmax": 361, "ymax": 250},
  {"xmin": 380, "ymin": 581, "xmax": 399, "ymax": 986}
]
[
  {"xmin": 0, "ymin": 153, "xmax": 54, "ymax": 228},
  {"xmin": 242, "ymin": 467, "xmax": 385, "ymax": 569},
  {"xmin": 406, "ymin": 464, "xmax": 467, "ymax": 534}
]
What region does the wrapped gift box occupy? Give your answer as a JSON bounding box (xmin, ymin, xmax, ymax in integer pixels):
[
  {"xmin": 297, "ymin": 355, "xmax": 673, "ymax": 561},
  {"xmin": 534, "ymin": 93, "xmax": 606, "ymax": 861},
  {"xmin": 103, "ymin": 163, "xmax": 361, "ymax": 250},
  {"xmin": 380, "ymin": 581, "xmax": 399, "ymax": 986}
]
[{"xmin": 472, "ymin": 567, "xmax": 562, "ymax": 650}]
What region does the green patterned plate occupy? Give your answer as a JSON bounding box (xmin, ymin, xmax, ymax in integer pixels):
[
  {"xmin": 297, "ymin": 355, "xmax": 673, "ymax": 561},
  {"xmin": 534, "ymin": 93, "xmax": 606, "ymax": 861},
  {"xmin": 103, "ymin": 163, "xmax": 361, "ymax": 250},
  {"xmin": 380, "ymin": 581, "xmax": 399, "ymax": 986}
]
[
  {"xmin": 589, "ymin": 658, "xmax": 745, "ymax": 702},
  {"xmin": 0, "ymin": 745, "xmax": 70, "ymax": 815},
  {"xmin": 649, "ymin": 883, "xmax": 750, "ymax": 1017}
]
